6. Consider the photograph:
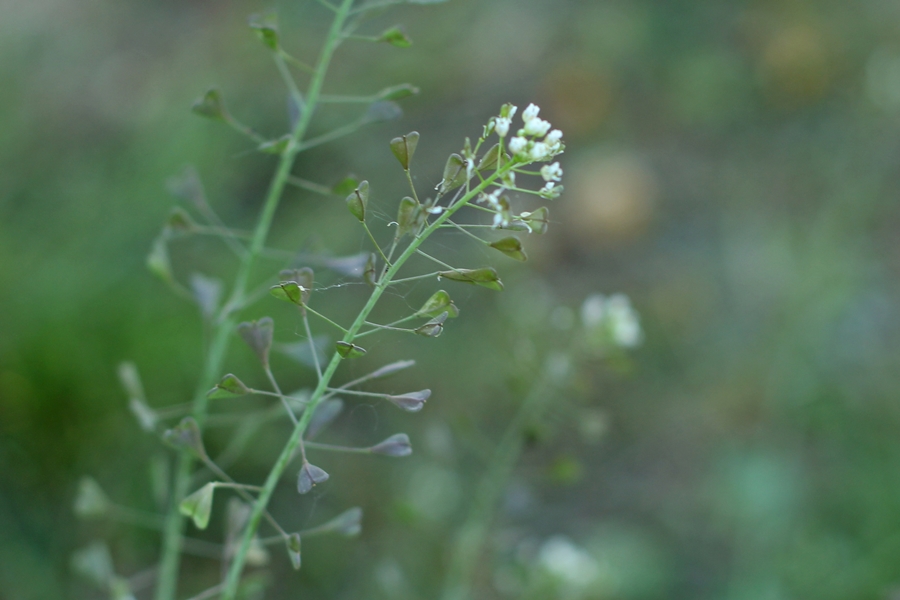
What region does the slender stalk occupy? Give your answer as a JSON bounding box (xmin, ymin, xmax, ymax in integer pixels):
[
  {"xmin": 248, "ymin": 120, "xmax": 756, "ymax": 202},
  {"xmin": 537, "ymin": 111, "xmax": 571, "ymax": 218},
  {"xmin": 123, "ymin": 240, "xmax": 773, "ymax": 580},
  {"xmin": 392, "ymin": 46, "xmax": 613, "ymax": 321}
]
[
  {"xmin": 152, "ymin": 2, "xmax": 350, "ymax": 597},
  {"xmin": 439, "ymin": 359, "xmax": 556, "ymax": 600}
]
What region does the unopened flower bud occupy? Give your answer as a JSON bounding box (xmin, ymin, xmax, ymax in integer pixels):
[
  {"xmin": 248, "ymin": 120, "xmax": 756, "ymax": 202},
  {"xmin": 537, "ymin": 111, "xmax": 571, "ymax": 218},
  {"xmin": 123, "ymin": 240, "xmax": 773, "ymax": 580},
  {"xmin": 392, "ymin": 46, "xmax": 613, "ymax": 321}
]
[
  {"xmin": 522, "ymin": 103, "xmax": 540, "ymax": 122},
  {"xmin": 494, "ymin": 117, "xmax": 512, "ymax": 137}
]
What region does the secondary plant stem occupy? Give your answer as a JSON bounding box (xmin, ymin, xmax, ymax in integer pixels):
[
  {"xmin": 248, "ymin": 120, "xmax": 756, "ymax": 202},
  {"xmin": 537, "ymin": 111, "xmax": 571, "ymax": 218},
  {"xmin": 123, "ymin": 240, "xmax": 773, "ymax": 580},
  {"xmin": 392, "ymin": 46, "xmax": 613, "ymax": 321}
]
[{"xmin": 152, "ymin": 2, "xmax": 352, "ymax": 597}]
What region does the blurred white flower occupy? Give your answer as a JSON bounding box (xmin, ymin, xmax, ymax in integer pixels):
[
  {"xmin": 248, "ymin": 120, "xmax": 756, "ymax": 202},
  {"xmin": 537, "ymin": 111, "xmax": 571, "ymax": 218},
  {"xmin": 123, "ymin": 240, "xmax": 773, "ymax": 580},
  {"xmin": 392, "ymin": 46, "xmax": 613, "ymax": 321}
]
[
  {"xmin": 545, "ymin": 129, "xmax": 563, "ymax": 145},
  {"xmin": 580, "ymin": 293, "xmax": 642, "ymax": 348},
  {"xmin": 538, "ymin": 536, "xmax": 600, "ymax": 588},
  {"xmin": 530, "ymin": 142, "xmax": 549, "ymax": 160}
]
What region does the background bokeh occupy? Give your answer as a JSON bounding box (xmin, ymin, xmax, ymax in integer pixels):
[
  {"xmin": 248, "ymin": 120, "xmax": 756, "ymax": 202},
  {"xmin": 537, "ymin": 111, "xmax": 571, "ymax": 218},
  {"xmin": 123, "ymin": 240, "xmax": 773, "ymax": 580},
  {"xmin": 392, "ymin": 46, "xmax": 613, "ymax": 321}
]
[{"xmin": 2, "ymin": 0, "xmax": 900, "ymax": 598}]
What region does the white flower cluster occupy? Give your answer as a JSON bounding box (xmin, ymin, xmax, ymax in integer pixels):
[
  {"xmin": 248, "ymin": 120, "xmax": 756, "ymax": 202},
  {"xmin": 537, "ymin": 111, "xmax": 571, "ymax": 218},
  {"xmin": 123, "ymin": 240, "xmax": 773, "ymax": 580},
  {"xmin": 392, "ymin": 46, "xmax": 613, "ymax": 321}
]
[
  {"xmin": 503, "ymin": 103, "xmax": 564, "ymax": 163},
  {"xmin": 580, "ymin": 293, "xmax": 642, "ymax": 348}
]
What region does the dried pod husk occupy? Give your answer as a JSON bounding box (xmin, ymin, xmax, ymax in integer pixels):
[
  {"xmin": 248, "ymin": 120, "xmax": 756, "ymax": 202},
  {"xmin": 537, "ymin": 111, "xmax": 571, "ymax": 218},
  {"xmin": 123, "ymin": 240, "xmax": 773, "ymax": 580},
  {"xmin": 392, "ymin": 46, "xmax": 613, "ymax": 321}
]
[
  {"xmin": 370, "ymin": 433, "xmax": 412, "ymax": 457},
  {"xmin": 387, "ymin": 389, "xmax": 431, "ymax": 412},
  {"xmin": 366, "ymin": 359, "xmax": 416, "ymax": 380},
  {"xmin": 415, "ymin": 311, "xmax": 448, "ymax": 337},
  {"xmin": 363, "ymin": 253, "xmax": 378, "ymax": 286},
  {"xmin": 307, "ymin": 398, "xmax": 344, "ymax": 440},
  {"xmin": 237, "ymin": 318, "xmax": 274, "ymax": 366},
  {"xmin": 190, "ymin": 273, "xmax": 223, "ymax": 321},
  {"xmin": 297, "ymin": 462, "xmax": 329, "ymax": 494}
]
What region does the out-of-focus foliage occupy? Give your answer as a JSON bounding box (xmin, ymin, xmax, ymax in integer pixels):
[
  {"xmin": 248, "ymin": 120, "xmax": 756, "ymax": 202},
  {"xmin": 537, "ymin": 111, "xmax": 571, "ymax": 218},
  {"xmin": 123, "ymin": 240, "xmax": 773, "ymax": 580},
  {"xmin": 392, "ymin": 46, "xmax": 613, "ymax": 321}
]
[{"xmin": 2, "ymin": 0, "xmax": 900, "ymax": 598}]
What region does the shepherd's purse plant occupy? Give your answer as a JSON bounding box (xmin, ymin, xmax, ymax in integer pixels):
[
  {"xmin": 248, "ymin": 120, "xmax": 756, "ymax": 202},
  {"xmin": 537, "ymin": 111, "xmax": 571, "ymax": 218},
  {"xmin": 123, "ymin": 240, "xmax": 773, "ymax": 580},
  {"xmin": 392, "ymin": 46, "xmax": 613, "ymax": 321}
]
[{"xmin": 72, "ymin": 1, "xmax": 566, "ymax": 598}]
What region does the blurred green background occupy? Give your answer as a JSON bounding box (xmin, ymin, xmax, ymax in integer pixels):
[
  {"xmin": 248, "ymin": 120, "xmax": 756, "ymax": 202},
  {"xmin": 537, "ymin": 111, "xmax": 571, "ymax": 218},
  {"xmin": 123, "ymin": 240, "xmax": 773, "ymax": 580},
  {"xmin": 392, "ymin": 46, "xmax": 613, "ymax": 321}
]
[{"xmin": 2, "ymin": 0, "xmax": 900, "ymax": 598}]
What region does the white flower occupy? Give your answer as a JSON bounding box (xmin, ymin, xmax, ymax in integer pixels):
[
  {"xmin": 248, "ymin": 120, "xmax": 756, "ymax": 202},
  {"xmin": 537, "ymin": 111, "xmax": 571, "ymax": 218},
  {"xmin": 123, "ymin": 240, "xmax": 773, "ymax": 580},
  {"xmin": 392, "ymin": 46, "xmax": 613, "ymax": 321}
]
[
  {"xmin": 581, "ymin": 293, "xmax": 642, "ymax": 348},
  {"xmin": 523, "ymin": 118, "xmax": 552, "ymax": 137},
  {"xmin": 494, "ymin": 117, "xmax": 512, "ymax": 137},
  {"xmin": 539, "ymin": 181, "xmax": 561, "ymax": 199},
  {"xmin": 540, "ymin": 162, "xmax": 563, "ymax": 182},
  {"xmin": 522, "ymin": 103, "xmax": 540, "ymax": 123},
  {"xmin": 606, "ymin": 294, "xmax": 642, "ymax": 347},
  {"xmin": 508, "ymin": 136, "xmax": 528, "ymax": 155},
  {"xmin": 545, "ymin": 129, "xmax": 563, "ymax": 145},
  {"xmin": 537, "ymin": 536, "xmax": 600, "ymax": 589},
  {"xmin": 580, "ymin": 295, "xmax": 606, "ymax": 328},
  {"xmin": 529, "ymin": 142, "xmax": 549, "ymax": 161}
]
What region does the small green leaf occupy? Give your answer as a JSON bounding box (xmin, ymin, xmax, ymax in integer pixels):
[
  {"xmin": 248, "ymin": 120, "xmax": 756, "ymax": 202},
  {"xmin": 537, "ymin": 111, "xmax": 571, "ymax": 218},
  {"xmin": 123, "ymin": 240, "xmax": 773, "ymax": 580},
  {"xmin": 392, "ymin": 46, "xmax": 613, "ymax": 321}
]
[
  {"xmin": 396, "ymin": 196, "xmax": 424, "ymax": 239},
  {"xmin": 258, "ymin": 134, "xmax": 292, "ymax": 154},
  {"xmin": 415, "ymin": 290, "xmax": 459, "ymax": 318},
  {"xmin": 74, "ymin": 477, "xmax": 110, "ymax": 519},
  {"xmin": 307, "ymin": 398, "xmax": 344, "ymax": 439},
  {"xmin": 389, "ymin": 131, "xmax": 420, "ymax": 170},
  {"xmin": 207, "ymin": 373, "xmax": 250, "ymax": 399},
  {"xmin": 489, "ymin": 236, "xmax": 528, "ymax": 261},
  {"xmin": 298, "ymin": 462, "xmax": 329, "ymax": 494},
  {"xmin": 439, "ymin": 153, "xmax": 468, "ymax": 193},
  {"xmin": 477, "ymin": 143, "xmax": 508, "ymax": 172},
  {"xmin": 179, "ymin": 482, "xmax": 215, "ymax": 530},
  {"xmin": 364, "ymin": 100, "xmax": 403, "ymax": 123},
  {"xmin": 520, "ymin": 206, "xmax": 550, "ymax": 234},
  {"xmin": 146, "ymin": 236, "xmax": 173, "ymax": 283},
  {"xmin": 379, "ymin": 25, "xmax": 412, "ymax": 47},
  {"xmin": 331, "ymin": 175, "xmax": 360, "ymax": 196},
  {"xmin": 438, "ymin": 267, "xmax": 503, "ymax": 291},
  {"xmin": 370, "ymin": 433, "xmax": 412, "ymax": 457},
  {"xmin": 162, "ymin": 417, "xmax": 207, "ymax": 459},
  {"xmin": 192, "ymin": 88, "xmax": 228, "ymax": 121},
  {"xmin": 165, "ymin": 207, "xmax": 196, "ymax": 235},
  {"xmin": 287, "ymin": 533, "xmax": 302, "ymax": 570},
  {"xmin": 248, "ymin": 14, "xmax": 279, "ymax": 50},
  {"xmin": 346, "ymin": 180, "xmax": 369, "ymax": 222},
  {"xmin": 415, "ymin": 311, "xmax": 448, "ymax": 337},
  {"xmin": 270, "ymin": 281, "xmax": 304, "ymax": 305},
  {"xmin": 71, "ymin": 542, "xmax": 114, "ymax": 588},
  {"xmin": 237, "ymin": 317, "xmax": 274, "ymax": 366},
  {"xmin": 190, "ymin": 273, "xmax": 223, "ymax": 321},
  {"xmin": 336, "ymin": 341, "xmax": 367, "ymax": 358},
  {"xmin": 363, "ymin": 252, "xmax": 377, "ymax": 286},
  {"xmin": 387, "ymin": 389, "xmax": 431, "ymax": 412},
  {"xmin": 376, "ymin": 83, "xmax": 420, "ymax": 101}
]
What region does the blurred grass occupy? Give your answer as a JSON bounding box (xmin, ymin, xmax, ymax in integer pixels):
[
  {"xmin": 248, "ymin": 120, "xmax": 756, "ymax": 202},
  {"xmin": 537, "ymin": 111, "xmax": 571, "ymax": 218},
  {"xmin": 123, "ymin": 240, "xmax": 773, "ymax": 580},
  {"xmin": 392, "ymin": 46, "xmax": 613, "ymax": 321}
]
[{"xmin": 2, "ymin": 0, "xmax": 900, "ymax": 598}]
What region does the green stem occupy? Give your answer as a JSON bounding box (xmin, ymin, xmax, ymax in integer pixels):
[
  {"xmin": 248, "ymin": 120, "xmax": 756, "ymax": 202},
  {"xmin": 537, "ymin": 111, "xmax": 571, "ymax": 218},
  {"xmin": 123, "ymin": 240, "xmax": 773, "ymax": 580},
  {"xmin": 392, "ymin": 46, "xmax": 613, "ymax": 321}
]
[
  {"xmin": 439, "ymin": 359, "xmax": 556, "ymax": 600},
  {"xmin": 221, "ymin": 153, "xmax": 510, "ymax": 599},
  {"xmin": 152, "ymin": 2, "xmax": 348, "ymax": 597}
]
